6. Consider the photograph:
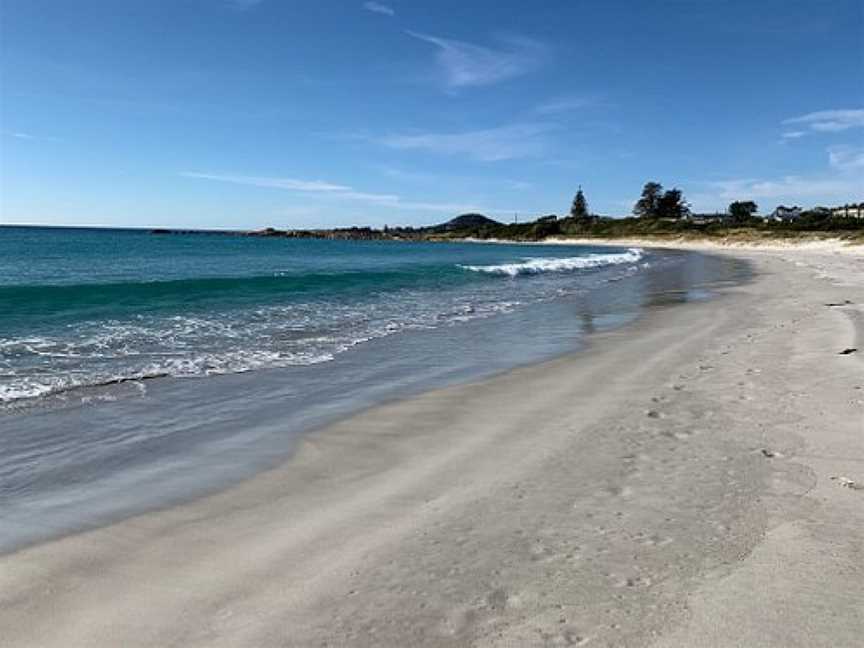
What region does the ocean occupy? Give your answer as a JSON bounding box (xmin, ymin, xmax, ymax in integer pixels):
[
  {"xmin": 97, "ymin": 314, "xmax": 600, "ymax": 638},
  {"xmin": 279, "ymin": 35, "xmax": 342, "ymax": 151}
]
[{"xmin": 0, "ymin": 226, "xmax": 749, "ymax": 551}]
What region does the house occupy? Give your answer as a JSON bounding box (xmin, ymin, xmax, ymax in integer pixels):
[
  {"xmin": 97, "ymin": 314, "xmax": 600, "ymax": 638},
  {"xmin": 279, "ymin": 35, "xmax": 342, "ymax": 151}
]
[
  {"xmin": 831, "ymin": 203, "xmax": 864, "ymax": 219},
  {"xmin": 768, "ymin": 205, "xmax": 803, "ymax": 222}
]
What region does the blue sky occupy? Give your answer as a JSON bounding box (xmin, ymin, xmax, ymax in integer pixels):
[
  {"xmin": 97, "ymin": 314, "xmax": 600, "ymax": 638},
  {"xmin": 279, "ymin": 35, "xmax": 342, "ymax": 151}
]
[{"xmin": 1, "ymin": 0, "xmax": 862, "ymax": 229}]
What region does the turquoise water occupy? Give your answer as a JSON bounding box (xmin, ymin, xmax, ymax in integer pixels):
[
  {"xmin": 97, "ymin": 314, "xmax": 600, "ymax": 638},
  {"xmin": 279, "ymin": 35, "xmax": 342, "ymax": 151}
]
[
  {"xmin": 0, "ymin": 226, "xmax": 749, "ymax": 552},
  {"xmin": 0, "ymin": 226, "xmax": 645, "ymax": 405}
]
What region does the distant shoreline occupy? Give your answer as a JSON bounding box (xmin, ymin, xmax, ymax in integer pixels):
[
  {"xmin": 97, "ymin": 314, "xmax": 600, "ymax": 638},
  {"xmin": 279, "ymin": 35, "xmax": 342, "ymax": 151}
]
[
  {"xmin": 462, "ymin": 234, "xmax": 864, "ymax": 254},
  {"xmin": 5, "ymin": 221, "xmax": 863, "ymax": 248}
]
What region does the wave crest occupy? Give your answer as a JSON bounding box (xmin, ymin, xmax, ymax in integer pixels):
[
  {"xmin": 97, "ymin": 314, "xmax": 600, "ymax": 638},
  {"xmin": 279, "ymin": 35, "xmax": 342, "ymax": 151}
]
[{"xmin": 459, "ymin": 248, "xmax": 644, "ymax": 277}]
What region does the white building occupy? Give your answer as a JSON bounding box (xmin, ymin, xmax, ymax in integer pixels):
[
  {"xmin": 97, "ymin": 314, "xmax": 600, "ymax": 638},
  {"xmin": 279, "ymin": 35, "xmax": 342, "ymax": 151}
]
[
  {"xmin": 831, "ymin": 204, "xmax": 864, "ymax": 219},
  {"xmin": 768, "ymin": 205, "xmax": 803, "ymax": 222}
]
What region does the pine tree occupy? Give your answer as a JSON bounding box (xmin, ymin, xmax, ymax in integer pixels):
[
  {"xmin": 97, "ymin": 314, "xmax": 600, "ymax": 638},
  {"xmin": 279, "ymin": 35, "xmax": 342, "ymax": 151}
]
[
  {"xmin": 570, "ymin": 186, "xmax": 589, "ymax": 220},
  {"xmin": 633, "ymin": 182, "xmax": 663, "ymax": 218},
  {"xmin": 656, "ymin": 188, "xmax": 690, "ymax": 220}
]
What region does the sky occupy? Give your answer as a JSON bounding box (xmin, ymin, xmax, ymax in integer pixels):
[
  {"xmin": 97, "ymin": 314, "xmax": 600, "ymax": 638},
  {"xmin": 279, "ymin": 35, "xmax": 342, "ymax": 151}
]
[{"xmin": 1, "ymin": 0, "xmax": 862, "ymax": 229}]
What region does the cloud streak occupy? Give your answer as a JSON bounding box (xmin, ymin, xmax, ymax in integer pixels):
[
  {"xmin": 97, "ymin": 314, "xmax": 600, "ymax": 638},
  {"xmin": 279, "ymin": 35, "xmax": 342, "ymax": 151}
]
[
  {"xmin": 4, "ymin": 130, "xmax": 58, "ymax": 141},
  {"xmin": 688, "ymin": 143, "xmax": 863, "ymax": 211},
  {"xmin": 362, "ymin": 2, "xmax": 394, "ymax": 16},
  {"xmin": 181, "ymin": 173, "xmax": 350, "ymax": 192},
  {"xmin": 689, "ymin": 175, "xmax": 862, "ymax": 212},
  {"xmin": 700, "ymin": 176, "xmax": 858, "ymax": 201},
  {"xmin": 181, "ymin": 172, "xmax": 488, "ymax": 213},
  {"xmin": 828, "ymin": 146, "xmax": 864, "ymax": 171},
  {"xmin": 783, "ymin": 108, "xmax": 864, "ymax": 133},
  {"xmin": 379, "ymin": 123, "xmax": 554, "ymax": 161},
  {"xmin": 407, "ymin": 31, "xmax": 545, "ymax": 89}
]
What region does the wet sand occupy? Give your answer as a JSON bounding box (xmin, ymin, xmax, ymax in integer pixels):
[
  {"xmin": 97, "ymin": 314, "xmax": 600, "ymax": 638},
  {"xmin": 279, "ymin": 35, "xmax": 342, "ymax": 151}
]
[{"xmin": 1, "ymin": 246, "xmax": 862, "ymax": 647}]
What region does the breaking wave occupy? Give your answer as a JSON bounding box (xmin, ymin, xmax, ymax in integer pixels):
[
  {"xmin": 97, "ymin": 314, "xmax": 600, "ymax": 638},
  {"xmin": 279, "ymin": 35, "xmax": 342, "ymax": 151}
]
[{"xmin": 459, "ymin": 248, "xmax": 644, "ymax": 277}]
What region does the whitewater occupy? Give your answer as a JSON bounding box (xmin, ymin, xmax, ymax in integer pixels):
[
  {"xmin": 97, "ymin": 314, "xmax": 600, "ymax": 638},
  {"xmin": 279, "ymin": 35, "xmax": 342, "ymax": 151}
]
[{"xmin": 460, "ymin": 247, "xmax": 644, "ymax": 276}]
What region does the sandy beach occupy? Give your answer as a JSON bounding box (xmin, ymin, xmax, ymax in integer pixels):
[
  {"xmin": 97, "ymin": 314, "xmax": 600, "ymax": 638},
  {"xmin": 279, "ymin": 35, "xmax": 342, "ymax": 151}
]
[{"xmin": 1, "ymin": 244, "xmax": 862, "ymax": 648}]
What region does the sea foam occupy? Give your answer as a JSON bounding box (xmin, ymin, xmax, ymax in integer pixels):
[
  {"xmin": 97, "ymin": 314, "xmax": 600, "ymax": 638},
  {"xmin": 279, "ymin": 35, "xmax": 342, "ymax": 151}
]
[{"xmin": 459, "ymin": 248, "xmax": 644, "ymax": 277}]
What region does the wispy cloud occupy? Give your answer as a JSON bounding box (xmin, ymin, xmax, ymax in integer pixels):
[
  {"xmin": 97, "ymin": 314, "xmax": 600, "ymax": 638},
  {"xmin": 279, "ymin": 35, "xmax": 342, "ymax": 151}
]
[
  {"xmin": 687, "ymin": 143, "xmax": 863, "ymax": 210},
  {"xmin": 362, "ymin": 1, "xmax": 394, "ymax": 16},
  {"xmin": 181, "ymin": 172, "xmax": 488, "ymax": 213},
  {"xmin": 689, "ymin": 174, "xmax": 862, "ymax": 212},
  {"xmin": 181, "ymin": 173, "xmax": 350, "ymax": 192},
  {"xmin": 379, "ymin": 123, "xmax": 554, "ymax": 161},
  {"xmin": 4, "ymin": 130, "xmax": 57, "ymax": 141},
  {"xmin": 783, "ymin": 108, "xmax": 864, "ymax": 134},
  {"xmin": 701, "ymin": 176, "xmax": 858, "ymax": 200},
  {"xmin": 780, "ymin": 131, "xmax": 806, "ymax": 140},
  {"xmin": 535, "ymin": 96, "xmax": 594, "ymax": 115},
  {"xmin": 828, "ymin": 146, "xmax": 864, "ymax": 171},
  {"xmin": 407, "ymin": 31, "xmax": 545, "ymax": 89}
]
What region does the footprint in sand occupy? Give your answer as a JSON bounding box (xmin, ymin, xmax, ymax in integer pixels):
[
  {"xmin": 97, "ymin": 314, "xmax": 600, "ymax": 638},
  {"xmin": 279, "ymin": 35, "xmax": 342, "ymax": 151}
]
[
  {"xmin": 602, "ymin": 484, "xmax": 633, "ymax": 498},
  {"xmin": 831, "ymin": 476, "xmax": 864, "ymax": 490},
  {"xmin": 486, "ymin": 588, "xmax": 509, "ymax": 610},
  {"xmin": 760, "ymin": 448, "xmax": 784, "ymax": 458}
]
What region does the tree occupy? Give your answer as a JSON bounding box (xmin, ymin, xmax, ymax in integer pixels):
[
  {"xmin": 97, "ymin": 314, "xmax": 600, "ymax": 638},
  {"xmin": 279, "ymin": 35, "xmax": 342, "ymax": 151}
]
[
  {"xmin": 570, "ymin": 186, "xmax": 589, "ymax": 220},
  {"xmin": 633, "ymin": 182, "xmax": 663, "ymax": 218},
  {"xmin": 531, "ymin": 219, "xmax": 561, "ymax": 239},
  {"xmin": 656, "ymin": 188, "xmax": 690, "ymax": 220},
  {"xmin": 727, "ymin": 201, "xmax": 758, "ymax": 224}
]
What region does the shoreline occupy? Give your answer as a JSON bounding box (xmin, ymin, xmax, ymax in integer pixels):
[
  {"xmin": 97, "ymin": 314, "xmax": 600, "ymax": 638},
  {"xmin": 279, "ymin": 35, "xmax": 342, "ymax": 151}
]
[
  {"xmin": 462, "ymin": 235, "xmax": 864, "ymax": 255},
  {"xmin": 552, "ymin": 236, "xmax": 864, "ymax": 255},
  {"xmin": 1, "ymin": 246, "xmax": 862, "ymax": 646}
]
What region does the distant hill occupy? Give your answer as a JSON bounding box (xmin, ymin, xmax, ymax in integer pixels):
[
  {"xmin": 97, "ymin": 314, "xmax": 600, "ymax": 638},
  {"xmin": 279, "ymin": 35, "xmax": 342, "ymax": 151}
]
[{"xmin": 433, "ymin": 213, "xmax": 501, "ymax": 232}]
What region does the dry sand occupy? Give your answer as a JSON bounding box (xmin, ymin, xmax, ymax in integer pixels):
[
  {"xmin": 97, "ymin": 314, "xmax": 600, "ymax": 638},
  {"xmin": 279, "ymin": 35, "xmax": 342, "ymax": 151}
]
[{"xmin": 1, "ymin": 245, "xmax": 862, "ymax": 647}]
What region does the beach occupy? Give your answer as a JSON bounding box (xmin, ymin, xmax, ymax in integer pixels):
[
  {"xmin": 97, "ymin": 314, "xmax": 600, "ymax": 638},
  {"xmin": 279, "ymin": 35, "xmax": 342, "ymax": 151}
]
[
  {"xmin": 0, "ymin": 233, "xmax": 741, "ymax": 552},
  {"xmin": 1, "ymin": 244, "xmax": 862, "ymax": 647}
]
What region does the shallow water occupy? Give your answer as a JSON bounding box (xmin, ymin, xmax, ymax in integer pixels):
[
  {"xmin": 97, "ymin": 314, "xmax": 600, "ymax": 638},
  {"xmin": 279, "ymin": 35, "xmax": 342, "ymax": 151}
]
[{"xmin": 0, "ymin": 227, "xmax": 749, "ymax": 552}]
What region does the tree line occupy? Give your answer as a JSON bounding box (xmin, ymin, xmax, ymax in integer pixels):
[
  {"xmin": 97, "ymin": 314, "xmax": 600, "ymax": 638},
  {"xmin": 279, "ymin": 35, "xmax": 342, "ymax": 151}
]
[
  {"xmin": 570, "ymin": 181, "xmax": 693, "ymax": 221},
  {"xmin": 570, "ymin": 183, "xmax": 847, "ymax": 225}
]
